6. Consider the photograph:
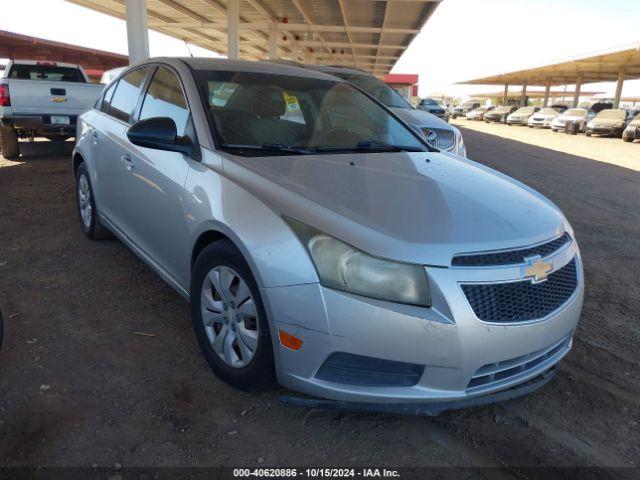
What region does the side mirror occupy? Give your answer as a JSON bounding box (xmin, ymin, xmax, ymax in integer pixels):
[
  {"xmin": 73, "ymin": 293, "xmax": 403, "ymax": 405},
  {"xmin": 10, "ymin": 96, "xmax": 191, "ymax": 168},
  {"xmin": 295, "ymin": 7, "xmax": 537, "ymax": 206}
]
[{"xmin": 127, "ymin": 117, "xmax": 193, "ymax": 156}]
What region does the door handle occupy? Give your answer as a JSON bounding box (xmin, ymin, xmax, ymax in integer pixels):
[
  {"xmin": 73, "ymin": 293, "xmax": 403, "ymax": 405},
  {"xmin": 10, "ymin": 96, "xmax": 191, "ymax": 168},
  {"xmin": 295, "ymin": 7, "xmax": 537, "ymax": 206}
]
[{"xmin": 121, "ymin": 155, "xmax": 134, "ymax": 171}]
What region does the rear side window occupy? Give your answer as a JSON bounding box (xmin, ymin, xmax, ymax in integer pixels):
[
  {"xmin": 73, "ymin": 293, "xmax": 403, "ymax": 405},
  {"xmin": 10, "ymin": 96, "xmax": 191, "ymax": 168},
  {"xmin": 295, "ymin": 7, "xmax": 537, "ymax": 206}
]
[
  {"xmin": 8, "ymin": 64, "xmax": 85, "ymax": 82},
  {"xmin": 108, "ymin": 68, "xmax": 149, "ymax": 123},
  {"xmin": 98, "ymin": 82, "xmax": 117, "ymax": 113},
  {"xmin": 139, "ymin": 67, "xmax": 190, "ymax": 136}
]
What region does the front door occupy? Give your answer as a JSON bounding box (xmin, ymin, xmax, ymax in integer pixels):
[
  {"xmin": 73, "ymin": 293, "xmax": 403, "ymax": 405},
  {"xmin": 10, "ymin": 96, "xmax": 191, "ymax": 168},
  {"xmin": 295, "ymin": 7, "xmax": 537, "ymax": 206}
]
[{"xmin": 118, "ymin": 66, "xmax": 193, "ymax": 285}]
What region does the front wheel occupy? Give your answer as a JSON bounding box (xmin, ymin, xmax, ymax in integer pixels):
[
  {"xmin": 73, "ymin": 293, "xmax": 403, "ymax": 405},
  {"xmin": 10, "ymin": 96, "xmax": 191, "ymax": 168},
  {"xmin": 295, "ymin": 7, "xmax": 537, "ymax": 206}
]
[
  {"xmin": 191, "ymin": 240, "xmax": 275, "ymax": 391},
  {"xmin": 76, "ymin": 163, "xmax": 111, "ymax": 240},
  {"xmin": 586, "ymin": 132, "xmax": 592, "ymax": 137}
]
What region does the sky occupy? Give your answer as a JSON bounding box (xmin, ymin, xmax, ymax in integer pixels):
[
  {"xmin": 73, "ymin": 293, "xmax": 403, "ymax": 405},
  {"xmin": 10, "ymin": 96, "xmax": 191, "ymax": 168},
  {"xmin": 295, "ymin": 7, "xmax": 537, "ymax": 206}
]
[{"xmin": 1, "ymin": 0, "xmax": 639, "ymax": 100}]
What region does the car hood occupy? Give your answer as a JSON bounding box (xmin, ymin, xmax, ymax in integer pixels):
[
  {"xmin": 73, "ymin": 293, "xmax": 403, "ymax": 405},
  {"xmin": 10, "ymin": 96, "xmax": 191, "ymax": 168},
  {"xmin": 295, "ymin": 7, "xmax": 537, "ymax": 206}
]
[
  {"xmin": 533, "ymin": 113, "xmax": 557, "ymax": 119},
  {"xmin": 556, "ymin": 115, "xmax": 584, "ymax": 122},
  {"xmin": 389, "ymin": 107, "xmax": 451, "ymax": 130},
  {"xmin": 590, "ymin": 117, "xmax": 624, "ymax": 125},
  {"xmin": 221, "ymin": 151, "xmax": 567, "ymax": 266}
]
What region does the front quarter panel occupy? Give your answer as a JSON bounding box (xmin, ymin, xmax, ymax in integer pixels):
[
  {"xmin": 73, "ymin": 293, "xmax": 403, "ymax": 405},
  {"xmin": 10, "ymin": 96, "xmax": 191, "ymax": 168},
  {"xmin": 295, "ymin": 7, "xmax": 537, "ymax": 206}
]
[{"xmin": 183, "ymin": 147, "xmax": 318, "ymax": 290}]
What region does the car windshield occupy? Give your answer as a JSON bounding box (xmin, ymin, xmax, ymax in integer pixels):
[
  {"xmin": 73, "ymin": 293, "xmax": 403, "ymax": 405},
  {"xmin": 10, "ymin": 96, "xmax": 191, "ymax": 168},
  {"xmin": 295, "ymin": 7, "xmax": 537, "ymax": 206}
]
[
  {"xmin": 514, "ymin": 107, "xmax": 535, "ymax": 114},
  {"xmin": 596, "ymin": 109, "xmax": 625, "ymax": 119},
  {"xmin": 564, "ymin": 109, "xmax": 587, "ymax": 117},
  {"xmin": 538, "ymin": 108, "xmax": 558, "ymax": 115},
  {"xmin": 494, "ymin": 106, "xmax": 512, "ymax": 113},
  {"xmin": 195, "ymin": 70, "xmax": 428, "ymax": 156},
  {"xmin": 421, "ymin": 98, "xmax": 439, "ymax": 106},
  {"xmin": 330, "ymin": 72, "xmax": 411, "ymax": 109}
]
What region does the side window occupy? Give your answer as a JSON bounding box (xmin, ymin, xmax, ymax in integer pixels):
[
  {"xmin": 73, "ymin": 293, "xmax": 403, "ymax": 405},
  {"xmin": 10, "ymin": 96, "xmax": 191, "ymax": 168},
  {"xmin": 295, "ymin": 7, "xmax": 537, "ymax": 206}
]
[
  {"xmin": 139, "ymin": 67, "xmax": 190, "ymax": 136},
  {"xmin": 99, "ymin": 82, "xmax": 117, "ymax": 113},
  {"xmin": 108, "ymin": 68, "xmax": 149, "ymax": 123}
]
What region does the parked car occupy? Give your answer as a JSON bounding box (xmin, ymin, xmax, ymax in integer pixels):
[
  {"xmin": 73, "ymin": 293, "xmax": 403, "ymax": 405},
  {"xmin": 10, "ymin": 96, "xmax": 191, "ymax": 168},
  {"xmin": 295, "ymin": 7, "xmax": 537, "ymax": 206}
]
[
  {"xmin": 585, "ymin": 109, "xmax": 630, "ymax": 137},
  {"xmin": 622, "ymin": 113, "xmax": 640, "ymax": 142},
  {"xmin": 550, "ymin": 108, "xmax": 594, "ymax": 132},
  {"xmin": 304, "ymin": 65, "xmax": 465, "ymax": 157},
  {"xmin": 74, "ymin": 58, "xmax": 583, "ymax": 412},
  {"xmin": 417, "ymin": 97, "xmax": 449, "ymax": 121},
  {"xmin": 484, "ymin": 105, "xmax": 517, "ymax": 123},
  {"xmin": 451, "ymin": 101, "xmax": 481, "ymax": 119},
  {"xmin": 0, "ymin": 60, "xmax": 104, "ymax": 158},
  {"xmin": 506, "ymin": 106, "xmax": 540, "ymax": 126},
  {"xmin": 527, "ymin": 107, "xmax": 561, "ymax": 128},
  {"xmin": 466, "ymin": 106, "xmax": 493, "ymax": 120}
]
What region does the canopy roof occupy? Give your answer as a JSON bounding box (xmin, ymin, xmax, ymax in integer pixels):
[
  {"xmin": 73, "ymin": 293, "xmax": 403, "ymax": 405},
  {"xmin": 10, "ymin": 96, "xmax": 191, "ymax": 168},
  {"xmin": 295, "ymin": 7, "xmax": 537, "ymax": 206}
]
[
  {"xmin": 64, "ymin": 0, "xmax": 441, "ymax": 75},
  {"xmin": 458, "ymin": 43, "xmax": 640, "ymax": 86},
  {"xmin": 0, "ymin": 29, "xmax": 127, "ymax": 74},
  {"xmin": 469, "ymin": 90, "xmax": 605, "ymax": 99}
]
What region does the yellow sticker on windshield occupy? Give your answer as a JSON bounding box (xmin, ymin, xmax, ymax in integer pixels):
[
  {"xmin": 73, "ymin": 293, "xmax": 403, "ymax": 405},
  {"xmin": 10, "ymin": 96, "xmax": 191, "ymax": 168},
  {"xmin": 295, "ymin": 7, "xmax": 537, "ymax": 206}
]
[{"xmin": 283, "ymin": 91, "xmax": 301, "ymax": 112}]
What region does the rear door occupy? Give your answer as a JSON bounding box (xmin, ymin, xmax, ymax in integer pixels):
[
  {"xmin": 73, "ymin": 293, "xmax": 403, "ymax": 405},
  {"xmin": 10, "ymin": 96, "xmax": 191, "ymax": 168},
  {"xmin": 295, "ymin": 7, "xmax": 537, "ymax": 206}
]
[
  {"xmin": 117, "ymin": 66, "xmax": 193, "ymax": 283},
  {"xmin": 91, "ymin": 67, "xmax": 153, "ymax": 229}
]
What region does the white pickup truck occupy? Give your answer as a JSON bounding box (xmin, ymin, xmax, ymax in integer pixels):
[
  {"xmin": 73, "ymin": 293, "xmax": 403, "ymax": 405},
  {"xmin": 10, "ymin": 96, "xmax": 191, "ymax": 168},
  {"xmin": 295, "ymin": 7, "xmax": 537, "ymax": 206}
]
[{"xmin": 0, "ymin": 60, "xmax": 104, "ymax": 158}]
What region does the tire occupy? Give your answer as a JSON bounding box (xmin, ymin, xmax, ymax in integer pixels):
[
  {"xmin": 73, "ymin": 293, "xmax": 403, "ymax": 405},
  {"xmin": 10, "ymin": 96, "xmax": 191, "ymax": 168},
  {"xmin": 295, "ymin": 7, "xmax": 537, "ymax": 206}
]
[
  {"xmin": 1, "ymin": 126, "xmax": 20, "ymax": 159},
  {"xmin": 622, "ymin": 132, "xmax": 633, "ymax": 142},
  {"xmin": 452, "ymin": 114, "xmax": 457, "ymax": 119},
  {"xmin": 191, "ymin": 240, "xmax": 275, "ymax": 392},
  {"xmin": 586, "ymin": 132, "xmax": 592, "ymax": 137},
  {"xmin": 75, "ymin": 162, "xmax": 111, "ymax": 240}
]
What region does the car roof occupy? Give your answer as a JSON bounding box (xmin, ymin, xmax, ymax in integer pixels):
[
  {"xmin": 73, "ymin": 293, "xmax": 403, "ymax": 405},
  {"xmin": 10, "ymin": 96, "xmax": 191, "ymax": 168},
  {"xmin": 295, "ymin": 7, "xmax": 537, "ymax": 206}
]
[{"xmin": 168, "ymin": 57, "xmax": 341, "ymax": 81}]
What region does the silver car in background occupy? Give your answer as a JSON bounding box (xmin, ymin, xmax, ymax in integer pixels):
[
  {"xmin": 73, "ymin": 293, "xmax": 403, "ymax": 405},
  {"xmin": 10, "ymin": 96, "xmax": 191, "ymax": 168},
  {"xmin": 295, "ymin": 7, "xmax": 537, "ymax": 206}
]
[
  {"xmin": 73, "ymin": 58, "xmax": 583, "ymax": 412},
  {"xmin": 551, "ymin": 108, "xmax": 594, "ymax": 132},
  {"xmin": 305, "ymin": 65, "xmax": 465, "ymax": 157}
]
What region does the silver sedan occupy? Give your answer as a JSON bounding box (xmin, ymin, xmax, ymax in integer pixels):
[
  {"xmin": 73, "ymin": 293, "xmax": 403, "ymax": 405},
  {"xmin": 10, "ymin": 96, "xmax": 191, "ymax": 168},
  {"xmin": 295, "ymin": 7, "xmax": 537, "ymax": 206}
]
[{"xmin": 73, "ymin": 58, "xmax": 583, "ymax": 413}]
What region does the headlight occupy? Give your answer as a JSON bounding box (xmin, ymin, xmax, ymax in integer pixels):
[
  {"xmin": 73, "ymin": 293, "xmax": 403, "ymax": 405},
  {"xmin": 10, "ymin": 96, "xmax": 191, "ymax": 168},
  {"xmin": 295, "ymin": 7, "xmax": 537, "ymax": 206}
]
[
  {"xmin": 587, "ymin": 122, "xmax": 594, "ymax": 128},
  {"xmin": 285, "ymin": 218, "xmax": 431, "ymax": 306}
]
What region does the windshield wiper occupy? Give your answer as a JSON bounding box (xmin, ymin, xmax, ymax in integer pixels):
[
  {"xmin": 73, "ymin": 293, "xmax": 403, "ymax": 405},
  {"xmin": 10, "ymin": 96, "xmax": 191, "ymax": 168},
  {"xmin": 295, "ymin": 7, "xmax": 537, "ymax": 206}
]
[
  {"xmin": 221, "ymin": 143, "xmax": 312, "ymax": 155},
  {"xmin": 315, "ymin": 141, "xmax": 426, "ymax": 153}
]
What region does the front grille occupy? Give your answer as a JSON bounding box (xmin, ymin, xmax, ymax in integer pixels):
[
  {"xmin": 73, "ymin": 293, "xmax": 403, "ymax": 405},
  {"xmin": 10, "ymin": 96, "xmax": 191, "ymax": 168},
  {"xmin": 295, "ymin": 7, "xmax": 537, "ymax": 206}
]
[
  {"xmin": 452, "ymin": 233, "xmax": 570, "ymax": 267},
  {"xmin": 315, "ymin": 352, "xmax": 424, "ymax": 387},
  {"xmin": 467, "ymin": 333, "xmax": 571, "ymax": 391},
  {"xmin": 462, "ymin": 259, "xmax": 578, "ymax": 323},
  {"xmin": 422, "ymin": 127, "xmax": 455, "ymax": 150},
  {"xmin": 432, "ymin": 109, "xmax": 445, "ymax": 115}
]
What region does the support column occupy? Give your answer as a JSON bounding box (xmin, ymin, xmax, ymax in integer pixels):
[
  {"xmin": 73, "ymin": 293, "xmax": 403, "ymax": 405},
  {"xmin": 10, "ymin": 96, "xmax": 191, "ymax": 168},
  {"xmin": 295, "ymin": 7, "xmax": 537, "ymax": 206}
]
[
  {"xmin": 268, "ymin": 27, "xmax": 278, "ymax": 60},
  {"xmin": 572, "ymin": 73, "xmax": 583, "ymax": 108},
  {"xmin": 520, "ymin": 83, "xmax": 527, "ymax": 107},
  {"xmin": 543, "ymin": 83, "xmax": 551, "ymax": 107},
  {"xmin": 227, "ymin": 0, "xmax": 240, "ymax": 60},
  {"xmin": 613, "ymin": 68, "xmax": 625, "ymax": 109},
  {"xmin": 502, "ymin": 84, "xmax": 508, "ymax": 105},
  {"xmin": 125, "ymin": 0, "xmax": 149, "ymax": 65}
]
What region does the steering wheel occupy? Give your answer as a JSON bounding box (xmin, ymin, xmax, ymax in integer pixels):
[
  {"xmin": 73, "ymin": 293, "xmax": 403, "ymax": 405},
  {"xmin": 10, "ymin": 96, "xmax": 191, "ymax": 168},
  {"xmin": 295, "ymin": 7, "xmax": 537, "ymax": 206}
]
[{"xmin": 312, "ymin": 127, "xmax": 359, "ymax": 146}]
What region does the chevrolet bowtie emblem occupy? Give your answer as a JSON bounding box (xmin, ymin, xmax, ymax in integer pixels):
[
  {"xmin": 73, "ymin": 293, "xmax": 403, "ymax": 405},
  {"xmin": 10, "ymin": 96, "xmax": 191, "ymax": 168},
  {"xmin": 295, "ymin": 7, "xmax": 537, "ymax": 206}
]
[
  {"xmin": 51, "ymin": 97, "xmax": 67, "ymax": 103},
  {"xmin": 523, "ymin": 255, "xmax": 553, "ymax": 283}
]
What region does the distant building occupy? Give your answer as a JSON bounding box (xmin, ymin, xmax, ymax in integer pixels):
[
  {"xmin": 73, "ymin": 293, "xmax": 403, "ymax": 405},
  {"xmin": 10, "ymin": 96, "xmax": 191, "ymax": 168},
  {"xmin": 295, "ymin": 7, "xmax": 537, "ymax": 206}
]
[{"xmin": 384, "ymin": 74, "xmax": 419, "ymax": 102}]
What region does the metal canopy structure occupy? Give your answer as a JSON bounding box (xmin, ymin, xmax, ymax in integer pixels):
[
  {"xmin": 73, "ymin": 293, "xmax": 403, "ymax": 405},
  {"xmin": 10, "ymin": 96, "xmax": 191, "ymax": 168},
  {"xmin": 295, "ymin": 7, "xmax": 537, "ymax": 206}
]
[
  {"xmin": 458, "ymin": 43, "xmax": 640, "ymax": 108},
  {"xmin": 64, "ymin": 0, "xmax": 441, "ymax": 75},
  {"xmin": 0, "ymin": 29, "xmax": 127, "ymax": 79}
]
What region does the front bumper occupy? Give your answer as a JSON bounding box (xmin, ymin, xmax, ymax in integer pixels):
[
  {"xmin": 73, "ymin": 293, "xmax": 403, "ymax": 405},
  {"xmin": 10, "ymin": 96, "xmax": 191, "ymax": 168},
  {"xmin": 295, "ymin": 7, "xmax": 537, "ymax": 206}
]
[
  {"xmin": 528, "ymin": 119, "xmax": 554, "ymax": 128},
  {"xmin": 586, "ymin": 125, "xmax": 623, "ymax": 136},
  {"xmin": 506, "ymin": 118, "xmax": 528, "ymax": 125},
  {"xmin": 263, "ymin": 242, "xmax": 583, "ymax": 404}
]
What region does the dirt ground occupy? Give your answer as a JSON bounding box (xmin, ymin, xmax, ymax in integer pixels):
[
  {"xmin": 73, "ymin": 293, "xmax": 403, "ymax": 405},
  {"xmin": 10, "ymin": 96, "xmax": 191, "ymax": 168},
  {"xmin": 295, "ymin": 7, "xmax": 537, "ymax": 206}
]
[{"xmin": 0, "ymin": 134, "xmax": 639, "ymax": 474}]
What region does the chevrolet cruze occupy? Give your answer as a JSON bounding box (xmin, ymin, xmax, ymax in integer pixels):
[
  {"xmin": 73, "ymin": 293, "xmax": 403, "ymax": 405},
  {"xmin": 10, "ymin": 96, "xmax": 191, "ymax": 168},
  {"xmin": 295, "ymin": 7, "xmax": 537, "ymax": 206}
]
[{"xmin": 73, "ymin": 59, "xmax": 583, "ymax": 412}]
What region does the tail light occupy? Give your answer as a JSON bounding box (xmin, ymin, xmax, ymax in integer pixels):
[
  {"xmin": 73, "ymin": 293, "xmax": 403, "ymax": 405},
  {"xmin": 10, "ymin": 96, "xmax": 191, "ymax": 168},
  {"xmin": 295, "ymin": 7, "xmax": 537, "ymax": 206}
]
[{"xmin": 0, "ymin": 84, "xmax": 10, "ymax": 107}]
